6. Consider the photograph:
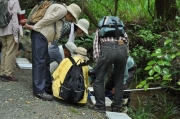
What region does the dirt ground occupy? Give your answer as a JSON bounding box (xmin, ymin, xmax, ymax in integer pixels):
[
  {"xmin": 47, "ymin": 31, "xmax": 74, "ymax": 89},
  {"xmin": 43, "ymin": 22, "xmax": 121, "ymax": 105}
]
[{"xmin": 0, "ymin": 66, "xmax": 108, "ymax": 119}]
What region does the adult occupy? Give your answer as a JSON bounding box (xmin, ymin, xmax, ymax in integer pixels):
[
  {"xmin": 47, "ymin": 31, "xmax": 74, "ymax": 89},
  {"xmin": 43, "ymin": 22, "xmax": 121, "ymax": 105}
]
[
  {"xmin": 24, "ymin": 3, "xmax": 81, "ymax": 101},
  {"xmin": 49, "ymin": 18, "xmax": 90, "ymax": 73},
  {"xmin": 0, "ymin": 0, "xmax": 23, "ymax": 82},
  {"xmin": 89, "ymin": 29, "xmax": 128, "ymax": 113},
  {"xmin": 51, "ymin": 18, "xmax": 89, "ymax": 45},
  {"xmin": 52, "ymin": 47, "xmax": 90, "ymax": 104},
  {"xmin": 105, "ymin": 56, "xmax": 137, "ymax": 107},
  {"xmin": 49, "ymin": 41, "xmax": 77, "ymax": 74}
]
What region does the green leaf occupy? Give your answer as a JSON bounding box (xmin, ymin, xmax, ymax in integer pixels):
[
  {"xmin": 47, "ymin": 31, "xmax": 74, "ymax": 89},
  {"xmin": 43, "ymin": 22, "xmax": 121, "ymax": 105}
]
[
  {"xmin": 177, "ymin": 82, "xmax": 180, "ymax": 85},
  {"xmin": 154, "ymin": 74, "xmax": 159, "ymax": 78},
  {"xmin": 144, "ymin": 84, "xmax": 149, "ymax": 90},
  {"xmin": 171, "ymin": 54, "xmax": 176, "ymax": 59},
  {"xmin": 144, "ymin": 66, "xmax": 152, "ymax": 70},
  {"xmin": 151, "ymin": 53, "xmax": 159, "ymax": 57},
  {"xmin": 164, "ymin": 61, "xmax": 171, "ymax": 66},
  {"xmin": 147, "ymin": 61, "xmax": 156, "ymax": 65},
  {"xmin": 136, "ymin": 84, "xmax": 143, "ymax": 88},
  {"xmin": 155, "ymin": 49, "xmax": 162, "ymax": 54},
  {"xmin": 153, "ymin": 65, "xmax": 161, "ymax": 73},
  {"xmin": 148, "ymin": 70, "xmax": 154, "ymax": 76},
  {"xmin": 164, "ymin": 39, "xmax": 172, "ymax": 45},
  {"xmin": 140, "ymin": 80, "xmax": 147, "ymax": 85},
  {"xmin": 157, "ymin": 54, "xmax": 163, "ymax": 58},
  {"xmin": 164, "ymin": 54, "xmax": 172, "ymax": 61},
  {"xmin": 163, "ymin": 75, "xmax": 172, "ymax": 80},
  {"xmin": 162, "ymin": 68, "xmax": 169, "ymax": 74},
  {"xmin": 176, "ymin": 52, "xmax": 180, "ymax": 56},
  {"xmin": 154, "ymin": 76, "xmax": 161, "ymax": 79},
  {"xmin": 147, "ymin": 77, "xmax": 154, "ymax": 80},
  {"xmin": 157, "ymin": 61, "xmax": 164, "ymax": 66}
]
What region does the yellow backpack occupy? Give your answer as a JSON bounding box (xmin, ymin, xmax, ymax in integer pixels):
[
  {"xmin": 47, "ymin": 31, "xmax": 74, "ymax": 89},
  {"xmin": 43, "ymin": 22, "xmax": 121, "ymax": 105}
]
[{"xmin": 28, "ymin": 0, "xmax": 54, "ymax": 24}]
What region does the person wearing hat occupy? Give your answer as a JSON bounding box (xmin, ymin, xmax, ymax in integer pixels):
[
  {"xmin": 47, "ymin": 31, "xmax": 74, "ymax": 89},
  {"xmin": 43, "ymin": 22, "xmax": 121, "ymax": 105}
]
[
  {"xmin": 48, "ymin": 42, "xmax": 77, "ymax": 74},
  {"xmin": 88, "ymin": 29, "xmax": 128, "ymax": 113},
  {"xmin": 24, "ymin": 3, "xmax": 81, "ymax": 101},
  {"xmin": 52, "ymin": 47, "xmax": 90, "ymax": 104},
  {"xmin": 49, "ymin": 18, "xmax": 90, "ymax": 74},
  {"xmin": 51, "ymin": 18, "xmax": 90, "ymax": 45}
]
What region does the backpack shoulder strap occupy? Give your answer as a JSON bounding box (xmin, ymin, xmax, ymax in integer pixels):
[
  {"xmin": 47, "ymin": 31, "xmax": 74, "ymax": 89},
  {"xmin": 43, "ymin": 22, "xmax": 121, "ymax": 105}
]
[
  {"xmin": 78, "ymin": 60, "xmax": 87, "ymax": 67},
  {"xmin": 68, "ymin": 56, "xmax": 76, "ymax": 65}
]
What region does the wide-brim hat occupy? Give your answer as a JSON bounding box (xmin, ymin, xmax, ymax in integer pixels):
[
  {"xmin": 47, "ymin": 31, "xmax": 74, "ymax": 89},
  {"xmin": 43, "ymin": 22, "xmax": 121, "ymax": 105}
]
[
  {"xmin": 63, "ymin": 3, "xmax": 81, "ymax": 23},
  {"xmin": 73, "ymin": 47, "xmax": 89, "ymax": 61},
  {"xmin": 65, "ymin": 42, "xmax": 77, "ymax": 55},
  {"xmin": 74, "ymin": 19, "xmax": 89, "ymax": 35}
]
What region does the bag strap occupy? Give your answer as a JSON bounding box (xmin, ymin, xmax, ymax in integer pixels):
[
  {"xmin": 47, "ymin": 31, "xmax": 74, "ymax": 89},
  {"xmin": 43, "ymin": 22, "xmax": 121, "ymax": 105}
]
[
  {"xmin": 68, "ymin": 56, "xmax": 76, "ymax": 65},
  {"xmin": 79, "ymin": 62, "xmax": 87, "ymax": 67},
  {"xmin": 54, "ymin": 22, "xmax": 57, "ymax": 35}
]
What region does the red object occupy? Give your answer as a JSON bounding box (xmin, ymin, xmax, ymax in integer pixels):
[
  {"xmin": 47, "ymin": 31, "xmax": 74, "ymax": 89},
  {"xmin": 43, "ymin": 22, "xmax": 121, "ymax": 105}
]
[{"xmin": 18, "ymin": 14, "xmax": 25, "ymax": 25}]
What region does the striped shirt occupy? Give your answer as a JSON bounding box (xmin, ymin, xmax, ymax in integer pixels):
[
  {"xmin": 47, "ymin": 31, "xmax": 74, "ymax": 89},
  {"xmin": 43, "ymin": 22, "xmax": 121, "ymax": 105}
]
[{"xmin": 93, "ymin": 30, "xmax": 129, "ymax": 61}]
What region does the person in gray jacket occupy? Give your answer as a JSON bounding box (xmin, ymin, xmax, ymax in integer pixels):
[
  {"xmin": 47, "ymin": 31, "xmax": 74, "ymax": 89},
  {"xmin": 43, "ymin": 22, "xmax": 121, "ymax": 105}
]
[{"xmin": 24, "ymin": 3, "xmax": 81, "ymax": 101}]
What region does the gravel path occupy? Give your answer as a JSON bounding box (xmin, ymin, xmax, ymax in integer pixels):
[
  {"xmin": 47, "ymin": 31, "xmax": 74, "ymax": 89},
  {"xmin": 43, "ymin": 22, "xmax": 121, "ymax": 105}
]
[{"xmin": 0, "ymin": 67, "xmax": 107, "ymax": 119}]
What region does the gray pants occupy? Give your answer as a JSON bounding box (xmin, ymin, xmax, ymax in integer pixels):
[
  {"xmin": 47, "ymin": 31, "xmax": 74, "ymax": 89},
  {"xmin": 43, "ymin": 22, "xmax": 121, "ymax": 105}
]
[{"xmin": 93, "ymin": 42, "xmax": 127, "ymax": 107}]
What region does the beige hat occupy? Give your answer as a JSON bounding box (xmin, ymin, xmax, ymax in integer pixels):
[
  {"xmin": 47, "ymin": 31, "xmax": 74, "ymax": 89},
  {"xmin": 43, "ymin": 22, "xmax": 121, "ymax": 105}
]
[
  {"xmin": 73, "ymin": 47, "xmax": 89, "ymax": 61},
  {"xmin": 65, "ymin": 42, "xmax": 77, "ymax": 55},
  {"xmin": 75, "ymin": 19, "xmax": 89, "ymax": 35},
  {"xmin": 64, "ymin": 3, "xmax": 81, "ymax": 23}
]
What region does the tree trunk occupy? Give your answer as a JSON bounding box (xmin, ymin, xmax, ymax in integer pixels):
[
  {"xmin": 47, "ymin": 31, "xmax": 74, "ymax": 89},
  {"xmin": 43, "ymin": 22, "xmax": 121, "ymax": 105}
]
[{"xmin": 155, "ymin": 0, "xmax": 178, "ymax": 21}]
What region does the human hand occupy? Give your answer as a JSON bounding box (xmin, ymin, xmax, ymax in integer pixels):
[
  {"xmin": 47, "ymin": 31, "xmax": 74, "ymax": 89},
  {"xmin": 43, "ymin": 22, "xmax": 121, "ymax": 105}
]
[
  {"xmin": 24, "ymin": 23, "xmax": 34, "ymax": 30},
  {"xmin": 20, "ymin": 19, "xmax": 27, "ymax": 26},
  {"xmin": 17, "ymin": 51, "xmax": 21, "ymax": 56},
  {"xmin": 111, "ymin": 88, "xmax": 115, "ymax": 94}
]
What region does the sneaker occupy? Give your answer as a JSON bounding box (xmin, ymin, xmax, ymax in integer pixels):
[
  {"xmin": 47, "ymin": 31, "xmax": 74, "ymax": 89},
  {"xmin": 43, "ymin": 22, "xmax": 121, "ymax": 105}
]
[
  {"xmin": 88, "ymin": 104, "xmax": 106, "ymax": 113},
  {"xmin": 34, "ymin": 92, "xmax": 53, "ymax": 101}
]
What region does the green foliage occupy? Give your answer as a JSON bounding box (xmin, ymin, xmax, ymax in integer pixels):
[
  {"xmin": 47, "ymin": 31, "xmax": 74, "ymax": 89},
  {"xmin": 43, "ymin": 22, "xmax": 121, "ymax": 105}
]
[
  {"xmin": 86, "ymin": 0, "xmax": 155, "ymax": 23},
  {"xmin": 136, "ymin": 31, "xmax": 180, "ymax": 90},
  {"xmin": 128, "ymin": 96, "xmax": 157, "ymax": 119},
  {"xmin": 158, "ymin": 94, "xmax": 179, "ymax": 119}
]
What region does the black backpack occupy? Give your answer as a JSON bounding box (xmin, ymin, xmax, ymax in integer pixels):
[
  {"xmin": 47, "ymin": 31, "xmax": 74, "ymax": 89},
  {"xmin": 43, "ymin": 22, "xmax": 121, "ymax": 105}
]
[
  {"xmin": 0, "ymin": 0, "xmax": 12, "ymax": 28},
  {"xmin": 59, "ymin": 57, "xmax": 87, "ymax": 103},
  {"xmin": 98, "ymin": 16, "xmax": 125, "ymax": 39}
]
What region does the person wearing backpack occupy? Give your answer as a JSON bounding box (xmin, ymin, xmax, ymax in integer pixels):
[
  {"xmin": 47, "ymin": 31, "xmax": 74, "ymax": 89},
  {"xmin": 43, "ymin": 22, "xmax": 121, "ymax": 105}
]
[
  {"xmin": 24, "ymin": 3, "xmax": 81, "ymax": 101},
  {"xmin": 105, "ymin": 56, "xmax": 137, "ymax": 108},
  {"xmin": 88, "ymin": 16, "xmax": 129, "ymax": 113},
  {"xmin": 49, "ymin": 41, "xmax": 77, "ymax": 74},
  {"xmin": 52, "ymin": 47, "xmax": 90, "ymax": 104},
  {"xmin": 0, "ymin": 0, "xmax": 23, "ymax": 81},
  {"xmin": 49, "ymin": 18, "xmax": 90, "ymax": 74}
]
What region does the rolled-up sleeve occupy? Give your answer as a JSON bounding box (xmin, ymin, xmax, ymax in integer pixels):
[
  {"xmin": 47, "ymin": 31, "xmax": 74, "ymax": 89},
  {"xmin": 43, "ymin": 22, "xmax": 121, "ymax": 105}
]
[{"xmin": 33, "ymin": 4, "xmax": 67, "ymax": 31}]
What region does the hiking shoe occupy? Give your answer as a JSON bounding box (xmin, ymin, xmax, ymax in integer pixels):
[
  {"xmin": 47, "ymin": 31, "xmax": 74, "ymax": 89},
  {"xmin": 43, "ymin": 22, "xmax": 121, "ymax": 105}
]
[
  {"xmin": 2, "ymin": 75, "xmax": 18, "ymax": 81},
  {"xmin": 111, "ymin": 105, "xmax": 123, "ymax": 112},
  {"xmin": 0, "ymin": 75, "xmax": 9, "ymax": 82},
  {"xmin": 88, "ymin": 104, "xmax": 106, "ymax": 113},
  {"xmin": 34, "ymin": 92, "xmax": 54, "ymax": 101}
]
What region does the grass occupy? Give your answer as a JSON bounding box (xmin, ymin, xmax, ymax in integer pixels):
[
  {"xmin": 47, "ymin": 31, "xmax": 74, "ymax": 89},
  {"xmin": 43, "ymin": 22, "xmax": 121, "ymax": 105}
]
[{"xmin": 128, "ymin": 96, "xmax": 157, "ymax": 119}]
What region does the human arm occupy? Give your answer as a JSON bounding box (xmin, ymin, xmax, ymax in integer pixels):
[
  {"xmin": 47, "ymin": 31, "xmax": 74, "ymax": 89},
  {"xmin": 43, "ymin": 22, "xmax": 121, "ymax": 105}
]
[
  {"xmin": 33, "ymin": 4, "xmax": 67, "ymax": 31},
  {"xmin": 124, "ymin": 62, "xmax": 137, "ymax": 89},
  {"xmin": 11, "ymin": 0, "xmax": 21, "ymax": 43},
  {"xmin": 68, "ymin": 23, "xmax": 75, "ymax": 42},
  {"xmin": 93, "ymin": 30, "xmax": 100, "ymax": 62}
]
